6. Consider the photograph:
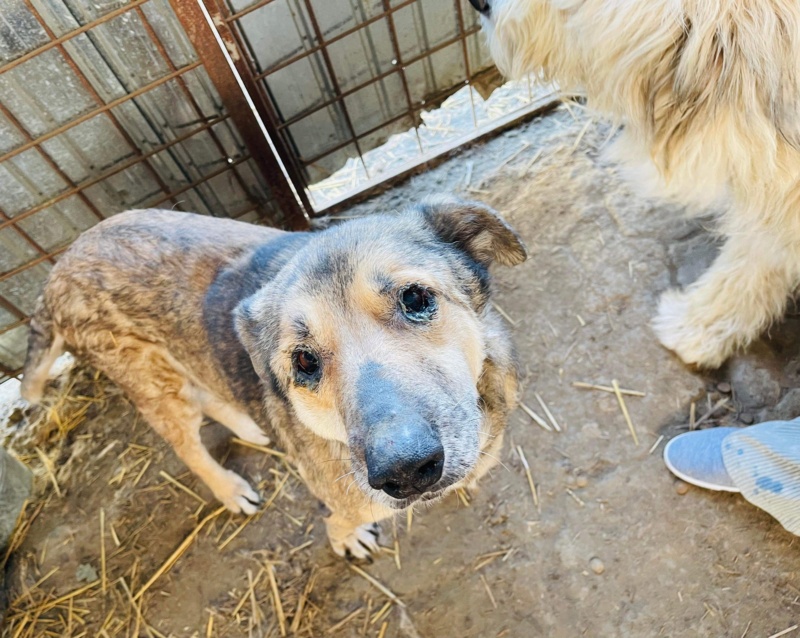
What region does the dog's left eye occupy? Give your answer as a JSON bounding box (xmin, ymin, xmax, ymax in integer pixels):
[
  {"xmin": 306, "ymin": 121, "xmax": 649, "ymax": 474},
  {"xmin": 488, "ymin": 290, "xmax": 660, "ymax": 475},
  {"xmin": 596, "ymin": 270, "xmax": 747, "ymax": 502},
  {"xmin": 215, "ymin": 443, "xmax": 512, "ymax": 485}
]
[
  {"xmin": 400, "ymin": 285, "xmax": 436, "ymax": 322},
  {"xmin": 293, "ymin": 349, "xmax": 321, "ymax": 386}
]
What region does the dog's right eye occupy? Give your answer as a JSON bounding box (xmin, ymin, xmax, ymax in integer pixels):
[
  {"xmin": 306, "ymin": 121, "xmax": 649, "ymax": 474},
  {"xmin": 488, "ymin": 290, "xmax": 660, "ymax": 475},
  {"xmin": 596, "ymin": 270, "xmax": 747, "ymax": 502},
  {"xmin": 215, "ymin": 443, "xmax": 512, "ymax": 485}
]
[
  {"xmin": 293, "ymin": 349, "xmax": 321, "ymax": 386},
  {"xmin": 399, "ymin": 284, "xmax": 437, "ymax": 322}
]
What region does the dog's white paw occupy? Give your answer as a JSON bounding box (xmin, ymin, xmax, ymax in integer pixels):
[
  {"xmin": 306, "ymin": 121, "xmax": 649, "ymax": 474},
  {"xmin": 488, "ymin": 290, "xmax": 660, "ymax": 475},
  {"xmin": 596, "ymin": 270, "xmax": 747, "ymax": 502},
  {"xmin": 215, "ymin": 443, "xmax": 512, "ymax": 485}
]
[
  {"xmin": 237, "ymin": 423, "xmax": 272, "ymax": 447},
  {"xmin": 213, "ymin": 470, "xmax": 261, "ymax": 515},
  {"xmin": 652, "ymin": 289, "xmax": 733, "ymax": 368},
  {"xmin": 328, "ymin": 522, "xmax": 381, "ymax": 560}
]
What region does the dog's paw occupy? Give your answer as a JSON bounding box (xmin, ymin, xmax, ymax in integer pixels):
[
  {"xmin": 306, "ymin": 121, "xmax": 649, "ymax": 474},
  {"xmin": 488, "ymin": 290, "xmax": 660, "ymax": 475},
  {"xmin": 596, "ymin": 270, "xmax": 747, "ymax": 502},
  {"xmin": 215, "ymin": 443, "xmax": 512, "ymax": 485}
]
[
  {"xmin": 328, "ymin": 522, "xmax": 381, "ymax": 560},
  {"xmin": 225, "ymin": 413, "xmax": 272, "ymax": 447},
  {"xmin": 652, "ymin": 289, "xmax": 733, "ymax": 368},
  {"xmin": 238, "ymin": 425, "xmax": 272, "ymax": 447},
  {"xmin": 213, "ymin": 470, "xmax": 261, "ymax": 515}
]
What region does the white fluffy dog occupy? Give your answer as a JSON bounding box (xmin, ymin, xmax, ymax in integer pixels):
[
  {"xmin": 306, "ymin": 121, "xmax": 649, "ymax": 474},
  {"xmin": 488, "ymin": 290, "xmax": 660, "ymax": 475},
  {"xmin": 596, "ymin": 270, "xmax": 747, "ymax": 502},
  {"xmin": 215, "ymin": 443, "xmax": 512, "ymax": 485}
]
[{"xmin": 470, "ymin": 0, "xmax": 800, "ymax": 368}]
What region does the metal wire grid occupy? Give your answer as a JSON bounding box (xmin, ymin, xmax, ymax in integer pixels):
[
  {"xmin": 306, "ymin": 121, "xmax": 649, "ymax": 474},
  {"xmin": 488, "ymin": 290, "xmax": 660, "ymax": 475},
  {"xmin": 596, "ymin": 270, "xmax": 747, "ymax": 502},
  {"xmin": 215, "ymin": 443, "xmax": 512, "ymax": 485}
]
[
  {"xmin": 217, "ymin": 0, "xmax": 491, "ymax": 208},
  {"xmin": 0, "ymin": 0, "xmax": 285, "ymax": 381}
]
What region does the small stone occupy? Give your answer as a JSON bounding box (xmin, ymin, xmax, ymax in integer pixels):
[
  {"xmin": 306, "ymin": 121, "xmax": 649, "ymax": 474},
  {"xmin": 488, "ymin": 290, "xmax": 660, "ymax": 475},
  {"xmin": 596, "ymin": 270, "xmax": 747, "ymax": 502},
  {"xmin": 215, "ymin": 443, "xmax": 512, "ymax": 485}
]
[
  {"xmin": 740, "ymin": 413, "xmax": 755, "ymax": 425},
  {"xmin": 675, "ymin": 480, "xmax": 690, "ymax": 495},
  {"xmin": 730, "ymin": 361, "xmax": 780, "ymax": 409},
  {"xmin": 576, "ymin": 475, "xmax": 588, "ymax": 488},
  {"xmin": 716, "ymin": 382, "xmax": 731, "ymax": 394},
  {"xmin": 763, "ymin": 388, "xmax": 800, "ymax": 421},
  {"xmin": 589, "ymin": 557, "xmax": 605, "ymax": 574},
  {"xmin": 76, "ymin": 563, "xmax": 98, "ymax": 583}
]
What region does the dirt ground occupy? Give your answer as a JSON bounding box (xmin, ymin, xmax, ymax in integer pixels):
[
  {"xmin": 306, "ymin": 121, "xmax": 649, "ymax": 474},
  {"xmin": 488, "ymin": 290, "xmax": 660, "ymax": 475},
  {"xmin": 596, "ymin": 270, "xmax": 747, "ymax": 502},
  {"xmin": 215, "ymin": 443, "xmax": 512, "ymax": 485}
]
[{"xmin": 2, "ymin": 106, "xmax": 799, "ymax": 638}]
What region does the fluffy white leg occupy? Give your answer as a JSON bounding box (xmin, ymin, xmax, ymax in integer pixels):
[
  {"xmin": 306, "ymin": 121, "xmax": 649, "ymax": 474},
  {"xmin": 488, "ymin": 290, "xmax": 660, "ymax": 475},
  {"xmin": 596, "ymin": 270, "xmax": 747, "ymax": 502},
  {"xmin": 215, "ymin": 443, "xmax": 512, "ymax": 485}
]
[{"xmin": 653, "ymin": 225, "xmax": 798, "ymax": 368}]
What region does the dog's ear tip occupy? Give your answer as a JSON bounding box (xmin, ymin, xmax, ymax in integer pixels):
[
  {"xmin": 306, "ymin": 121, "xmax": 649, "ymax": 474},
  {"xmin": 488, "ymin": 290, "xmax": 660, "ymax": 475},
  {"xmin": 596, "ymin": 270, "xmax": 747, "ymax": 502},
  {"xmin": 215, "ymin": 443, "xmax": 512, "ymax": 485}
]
[
  {"xmin": 494, "ymin": 247, "xmax": 527, "ymax": 267},
  {"xmin": 420, "ymin": 197, "xmax": 528, "ymax": 267},
  {"xmin": 501, "ymin": 241, "xmax": 529, "ymax": 266}
]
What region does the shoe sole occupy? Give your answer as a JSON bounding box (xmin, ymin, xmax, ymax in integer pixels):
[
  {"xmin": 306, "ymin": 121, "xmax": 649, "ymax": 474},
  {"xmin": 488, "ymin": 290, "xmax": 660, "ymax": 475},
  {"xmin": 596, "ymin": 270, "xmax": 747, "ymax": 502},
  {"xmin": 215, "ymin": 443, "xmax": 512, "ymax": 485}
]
[{"xmin": 663, "ymin": 435, "xmax": 740, "ymax": 493}]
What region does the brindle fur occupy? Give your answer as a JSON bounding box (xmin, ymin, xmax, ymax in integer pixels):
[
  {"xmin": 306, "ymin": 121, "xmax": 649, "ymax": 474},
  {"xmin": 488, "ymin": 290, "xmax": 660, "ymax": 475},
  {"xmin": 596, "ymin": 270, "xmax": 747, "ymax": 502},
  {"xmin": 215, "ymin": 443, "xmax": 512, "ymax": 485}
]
[{"xmin": 21, "ymin": 200, "xmax": 526, "ymax": 558}]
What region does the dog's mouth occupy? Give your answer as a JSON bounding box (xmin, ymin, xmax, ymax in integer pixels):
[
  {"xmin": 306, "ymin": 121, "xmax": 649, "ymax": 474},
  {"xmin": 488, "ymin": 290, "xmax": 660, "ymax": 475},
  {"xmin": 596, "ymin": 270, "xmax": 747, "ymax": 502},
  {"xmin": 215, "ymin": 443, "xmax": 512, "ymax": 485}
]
[
  {"xmin": 372, "ymin": 473, "xmax": 462, "ymax": 509},
  {"xmin": 380, "ymin": 489, "xmax": 443, "ymax": 510}
]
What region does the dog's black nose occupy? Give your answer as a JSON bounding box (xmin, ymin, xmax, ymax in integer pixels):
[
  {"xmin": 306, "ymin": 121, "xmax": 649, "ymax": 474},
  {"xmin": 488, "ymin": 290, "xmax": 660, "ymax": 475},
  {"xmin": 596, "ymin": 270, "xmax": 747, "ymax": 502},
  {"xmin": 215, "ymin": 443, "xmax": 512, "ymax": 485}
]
[
  {"xmin": 468, "ymin": 0, "xmax": 490, "ymax": 14},
  {"xmin": 357, "ymin": 361, "xmax": 445, "ymax": 499},
  {"xmin": 366, "ymin": 434, "xmax": 445, "ymax": 499}
]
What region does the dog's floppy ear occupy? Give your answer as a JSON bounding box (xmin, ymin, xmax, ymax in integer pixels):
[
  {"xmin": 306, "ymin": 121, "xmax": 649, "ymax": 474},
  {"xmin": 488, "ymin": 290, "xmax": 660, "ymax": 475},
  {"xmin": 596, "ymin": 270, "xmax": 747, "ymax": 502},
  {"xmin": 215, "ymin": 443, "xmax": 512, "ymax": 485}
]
[
  {"xmin": 233, "ymin": 292, "xmax": 273, "ymax": 380},
  {"xmin": 420, "ymin": 197, "xmax": 528, "ymax": 267}
]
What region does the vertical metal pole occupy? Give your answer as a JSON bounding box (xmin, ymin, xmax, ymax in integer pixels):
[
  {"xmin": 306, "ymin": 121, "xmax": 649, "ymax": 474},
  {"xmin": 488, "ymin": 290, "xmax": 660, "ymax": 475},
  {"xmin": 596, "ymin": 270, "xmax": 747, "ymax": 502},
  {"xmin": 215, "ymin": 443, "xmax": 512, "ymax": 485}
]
[
  {"xmin": 215, "ymin": 1, "xmax": 315, "ymax": 211},
  {"xmin": 170, "ymin": 0, "xmax": 309, "ymax": 229}
]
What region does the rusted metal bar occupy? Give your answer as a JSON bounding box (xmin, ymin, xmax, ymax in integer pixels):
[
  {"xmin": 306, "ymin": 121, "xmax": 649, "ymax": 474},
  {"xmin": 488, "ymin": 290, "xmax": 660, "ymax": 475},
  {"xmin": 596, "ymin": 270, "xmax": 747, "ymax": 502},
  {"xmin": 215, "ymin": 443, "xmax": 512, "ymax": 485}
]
[
  {"xmin": 0, "ymin": 184, "xmax": 267, "ymax": 302},
  {"xmin": 251, "ymin": 0, "xmax": 418, "ymax": 79},
  {"xmin": 272, "ymin": 25, "xmax": 481, "ymax": 132},
  {"xmin": 382, "ymin": 0, "xmax": 421, "ymax": 129},
  {"xmin": 170, "ymin": 0, "xmax": 309, "ymax": 229},
  {"xmin": 218, "ymin": 0, "xmax": 312, "ymax": 200},
  {"xmin": 0, "ymin": 316, "xmax": 29, "ymax": 337},
  {"xmin": 299, "ymin": 0, "xmax": 367, "ymax": 172},
  {"xmin": 22, "ymin": 0, "xmax": 180, "ymax": 208},
  {"xmin": 0, "ymin": 101, "xmax": 106, "ymax": 227},
  {"xmin": 0, "ymin": 194, "xmax": 261, "ymax": 312},
  {"xmin": 222, "ymin": 0, "xmax": 280, "ymax": 23},
  {"xmin": 0, "ymin": 296, "xmax": 25, "ymax": 321},
  {"xmin": 454, "ymin": 0, "xmax": 479, "ymax": 128},
  {"xmin": 299, "ymin": 111, "xmax": 410, "ymax": 167},
  {"xmin": 277, "ymin": 66, "xmax": 400, "ymax": 130},
  {"xmin": 145, "ymin": 154, "xmax": 251, "ymax": 208},
  {"xmin": 0, "ymin": 360, "xmax": 16, "ymax": 378},
  {"xmin": 454, "ymin": 0, "xmax": 475, "ymax": 84},
  {"xmin": 298, "ymin": 69, "xmax": 482, "ymax": 167},
  {"xmin": 0, "ymin": 114, "xmax": 232, "ymax": 234},
  {"xmin": 0, "ymin": 154, "xmax": 255, "ymax": 286},
  {"xmin": 135, "ymin": 5, "xmax": 254, "ymax": 209},
  {"xmin": 0, "ymin": 0, "xmax": 151, "ymax": 77},
  {"xmin": 0, "ymin": 155, "xmax": 252, "ymax": 284},
  {"xmin": 0, "ymin": 245, "xmax": 67, "ymax": 284},
  {"xmin": 0, "ymin": 61, "xmax": 202, "ymax": 167},
  {"xmin": 0, "ymin": 205, "xmax": 54, "ymax": 267},
  {"xmin": 212, "ymin": 0, "xmax": 313, "ymax": 213}
]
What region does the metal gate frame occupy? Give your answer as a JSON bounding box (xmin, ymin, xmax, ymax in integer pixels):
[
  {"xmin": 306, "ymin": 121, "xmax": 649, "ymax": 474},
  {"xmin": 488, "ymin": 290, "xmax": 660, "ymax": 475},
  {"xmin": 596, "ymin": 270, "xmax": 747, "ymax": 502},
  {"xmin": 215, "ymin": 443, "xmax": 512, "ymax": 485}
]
[
  {"xmin": 169, "ymin": 0, "xmax": 311, "ymax": 228},
  {"xmin": 177, "ymin": 0, "xmax": 558, "ymax": 217},
  {"xmin": 0, "ymin": 0, "xmax": 312, "ymax": 382},
  {"xmin": 0, "ymin": 0, "xmax": 557, "ymax": 381}
]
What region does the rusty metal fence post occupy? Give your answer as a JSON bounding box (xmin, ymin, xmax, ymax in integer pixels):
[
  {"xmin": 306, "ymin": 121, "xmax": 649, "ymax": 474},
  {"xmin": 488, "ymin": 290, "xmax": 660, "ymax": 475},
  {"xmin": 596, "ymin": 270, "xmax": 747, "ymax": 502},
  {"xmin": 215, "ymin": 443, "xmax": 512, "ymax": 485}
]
[{"xmin": 170, "ymin": 0, "xmax": 310, "ymax": 230}]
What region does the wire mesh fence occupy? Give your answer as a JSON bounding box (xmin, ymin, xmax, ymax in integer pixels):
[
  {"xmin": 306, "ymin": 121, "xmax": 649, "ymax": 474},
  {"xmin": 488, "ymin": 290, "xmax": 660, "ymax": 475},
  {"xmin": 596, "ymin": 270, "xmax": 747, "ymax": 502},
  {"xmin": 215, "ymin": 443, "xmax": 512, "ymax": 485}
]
[
  {"xmin": 219, "ymin": 0, "xmax": 504, "ymax": 208},
  {"xmin": 0, "ymin": 0, "xmax": 293, "ymax": 382},
  {"xmin": 0, "ymin": 0, "xmax": 553, "ymax": 381}
]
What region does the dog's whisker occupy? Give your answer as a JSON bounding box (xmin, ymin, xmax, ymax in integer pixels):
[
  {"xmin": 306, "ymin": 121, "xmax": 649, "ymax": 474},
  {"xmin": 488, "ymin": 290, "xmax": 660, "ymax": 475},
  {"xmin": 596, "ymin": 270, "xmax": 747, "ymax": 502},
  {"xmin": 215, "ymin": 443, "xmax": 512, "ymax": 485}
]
[
  {"xmin": 334, "ymin": 470, "xmax": 356, "ymax": 484},
  {"xmin": 315, "ymin": 457, "xmax": 354, "ymax": 467},
  {"xmin": 479, "ymin": 450, "xmax": 511, "ymax": 473}
]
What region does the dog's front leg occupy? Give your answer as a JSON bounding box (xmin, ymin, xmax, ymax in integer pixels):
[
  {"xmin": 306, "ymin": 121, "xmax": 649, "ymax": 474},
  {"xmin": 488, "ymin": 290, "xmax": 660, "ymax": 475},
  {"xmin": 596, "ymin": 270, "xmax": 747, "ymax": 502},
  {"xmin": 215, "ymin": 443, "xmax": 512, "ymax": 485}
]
[
  {"xmin": 317, "ymin": 479, "xmax": 394, "ymax": 560},
  {"xmin": 294, "ymin": 447, "xmax": 394, "ymax": 559},
  {"xmin": 653, "ymin": 219, "xmax": 799, "ymax": 367},
  {"xmin": 323, "ymin": 511, "xmax": 384, "ymax": 560}
]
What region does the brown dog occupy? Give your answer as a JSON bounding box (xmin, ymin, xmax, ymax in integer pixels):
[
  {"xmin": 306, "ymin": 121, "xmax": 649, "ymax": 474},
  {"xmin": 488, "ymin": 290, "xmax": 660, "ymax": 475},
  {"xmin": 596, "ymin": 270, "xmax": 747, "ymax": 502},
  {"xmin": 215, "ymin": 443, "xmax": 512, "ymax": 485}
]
[{"xmin": 20, "ymin": 199, "xmax": 526, "ymax": 558}]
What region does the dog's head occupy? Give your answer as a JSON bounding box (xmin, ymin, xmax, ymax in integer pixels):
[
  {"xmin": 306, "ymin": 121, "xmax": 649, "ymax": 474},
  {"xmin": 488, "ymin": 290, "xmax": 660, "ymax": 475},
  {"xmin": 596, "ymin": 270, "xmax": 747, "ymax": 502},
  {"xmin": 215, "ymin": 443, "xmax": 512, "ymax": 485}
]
[
  {"xmin": 236, "ymin": 198, "xmax": 526, "ymax": 509},
  {"xmin": 469, "ymin": 0, "xmax": 564, "ymax": 80}
]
